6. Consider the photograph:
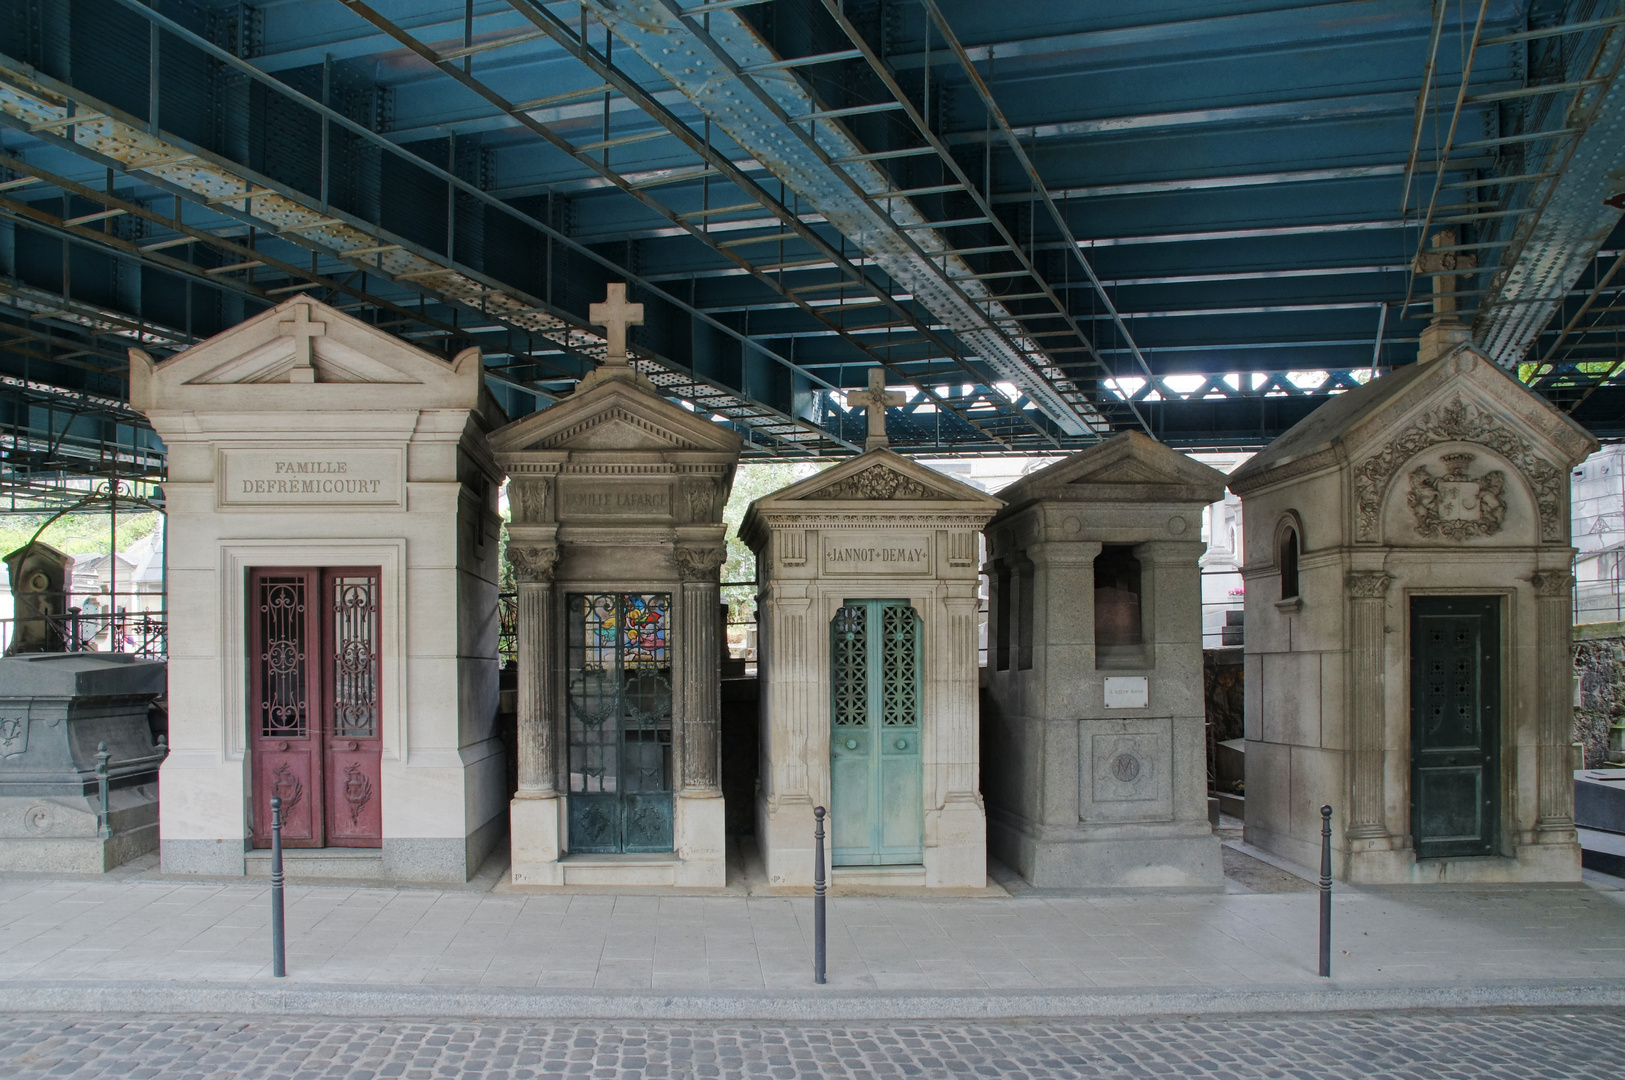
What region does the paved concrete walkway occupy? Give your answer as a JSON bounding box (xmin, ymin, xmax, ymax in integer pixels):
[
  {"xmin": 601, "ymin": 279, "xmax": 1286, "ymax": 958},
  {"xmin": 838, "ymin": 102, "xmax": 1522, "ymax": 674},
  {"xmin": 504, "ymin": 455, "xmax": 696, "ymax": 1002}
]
[{"xmin": 1, "ymin": 846, "xmax": 1623, "ymax": 1018}]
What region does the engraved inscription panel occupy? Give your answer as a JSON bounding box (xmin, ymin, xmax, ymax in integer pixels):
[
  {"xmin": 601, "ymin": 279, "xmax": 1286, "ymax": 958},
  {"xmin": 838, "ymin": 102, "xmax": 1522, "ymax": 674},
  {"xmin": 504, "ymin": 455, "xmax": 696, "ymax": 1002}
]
[
  {"xmin": 220, "ymin": 448, "xmax": 404, "ymax": 508},
  {"xmin": 560, "ymin": 482, "xmax": 671, "ymax": 518},
  {"xmin": 820, "ymin": 532, "xmax": 932, "ymax": 576}
]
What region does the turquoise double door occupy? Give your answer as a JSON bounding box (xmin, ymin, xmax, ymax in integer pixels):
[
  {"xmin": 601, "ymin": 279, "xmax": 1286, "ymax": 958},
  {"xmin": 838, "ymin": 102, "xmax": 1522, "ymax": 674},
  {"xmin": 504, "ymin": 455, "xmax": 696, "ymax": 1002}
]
[{"xmin": 830, "ymin": 600, "xmax": 923, "ymax": 866}]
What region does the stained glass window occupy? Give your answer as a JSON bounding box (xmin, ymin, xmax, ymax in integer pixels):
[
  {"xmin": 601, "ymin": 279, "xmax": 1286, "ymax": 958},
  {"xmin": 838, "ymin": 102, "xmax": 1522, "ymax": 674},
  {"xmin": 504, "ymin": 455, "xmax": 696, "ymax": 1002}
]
[{"xmin": 566, "ymin": 593, "xmax": 673, "ymax": 853}]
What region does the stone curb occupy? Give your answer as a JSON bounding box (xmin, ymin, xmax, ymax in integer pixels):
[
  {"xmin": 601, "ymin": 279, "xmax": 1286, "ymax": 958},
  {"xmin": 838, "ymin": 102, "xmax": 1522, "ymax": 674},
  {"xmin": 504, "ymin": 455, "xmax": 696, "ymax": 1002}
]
[{"xmin": 1, "ymin": 979, "xmax": 1622, "ymax": 1022}]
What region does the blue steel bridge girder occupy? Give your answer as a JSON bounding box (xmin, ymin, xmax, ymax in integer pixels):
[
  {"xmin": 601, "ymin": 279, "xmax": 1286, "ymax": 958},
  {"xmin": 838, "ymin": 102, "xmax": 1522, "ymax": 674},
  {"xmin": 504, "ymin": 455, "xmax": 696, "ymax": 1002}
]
[{"xmin": 0, "ymin": 0, "xmax": 1623, "ymax": 490}]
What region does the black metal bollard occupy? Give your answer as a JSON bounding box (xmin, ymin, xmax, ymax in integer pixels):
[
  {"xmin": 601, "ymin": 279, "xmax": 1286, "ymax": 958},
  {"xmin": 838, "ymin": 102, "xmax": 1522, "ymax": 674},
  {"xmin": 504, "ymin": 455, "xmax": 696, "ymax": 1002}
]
[
  {"xmin": 271, "ymin": 795, "xmax": 287, "ymax": 978},
  {"xmin": 95, "ymin": 742, "xmax": 112, "ymax": 839},
  {"xmin": 813, "ymin": 805, "xmax": 827, "ymax": 985},
  {"xmin": 1318, "ymin": 804, "xmax": 1333, "ymax": 978}
]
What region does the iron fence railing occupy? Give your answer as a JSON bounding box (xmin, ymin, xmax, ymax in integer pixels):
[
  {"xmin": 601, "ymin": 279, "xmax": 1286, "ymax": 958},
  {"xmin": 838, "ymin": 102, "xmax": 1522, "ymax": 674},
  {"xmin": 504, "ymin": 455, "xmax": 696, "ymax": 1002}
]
[{"xmin": 0, "ymin": 609, "xmax": 167, "ymax": 659}]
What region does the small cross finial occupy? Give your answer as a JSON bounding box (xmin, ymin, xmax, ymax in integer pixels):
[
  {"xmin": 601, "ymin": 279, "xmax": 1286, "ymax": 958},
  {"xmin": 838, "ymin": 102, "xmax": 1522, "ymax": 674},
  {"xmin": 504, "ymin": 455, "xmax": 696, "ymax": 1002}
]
[
  {"xmin": 1412, "ymin": 230, "xmax": 1475, "ymax": 325},
  {"xmin": 847, "ymin": 368, "xmax": 907, "ymax": 451},
  {"xmin": 1412, "ymin": 230, "xmax": 1478, "ymax": 363},
  {"xmin": 589, "ymin": 283, "xmax": 644, "ymax": 367},
  {"xmin": 277, "ymin": 304, "xmax": 326, "ymax": 383}
]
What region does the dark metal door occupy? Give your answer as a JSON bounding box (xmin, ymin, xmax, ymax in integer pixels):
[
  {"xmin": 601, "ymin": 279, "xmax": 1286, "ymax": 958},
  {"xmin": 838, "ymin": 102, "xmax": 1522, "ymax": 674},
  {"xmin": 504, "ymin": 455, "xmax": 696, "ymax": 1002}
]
[
  {"xmin": 249, "ymin": 567, "xmax": 383, "ymax": 849},
  {"xmin": 565, "ymin": 593, "xmax": 674, "ymax": 853},
  {"xmin": 829, "ymin": 600, "xmax": 923, "ymax": 867},
  {"xmin": 1410, "ymin": 596, "xmax": 1500, "ymax": 859}
]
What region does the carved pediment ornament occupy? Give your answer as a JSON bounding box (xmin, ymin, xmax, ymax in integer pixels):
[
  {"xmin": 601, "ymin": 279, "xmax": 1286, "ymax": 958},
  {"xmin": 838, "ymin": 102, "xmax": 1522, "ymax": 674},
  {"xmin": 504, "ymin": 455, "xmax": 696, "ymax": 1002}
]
[
  {"xmin": 508, "ymin": 544, "xmax": 560, "ymax": 583},
  {"xmin": 673, "ymin": 545, "xmax": 727, "ymax": 582},
  {"xmin": 1352, "ymin": 397, "xmax": 1563, "ymax": 543},
  {"xmin": 1345, "ymin": 571, "xmax": 1392, "ymax": 598},
  {"xmin": 1405, "ymin": 452, "xmax": 1507, "ymax": 540},
  {"xmin": 807, "ymin": 463, "xmax": 932, "ymax": 501}
]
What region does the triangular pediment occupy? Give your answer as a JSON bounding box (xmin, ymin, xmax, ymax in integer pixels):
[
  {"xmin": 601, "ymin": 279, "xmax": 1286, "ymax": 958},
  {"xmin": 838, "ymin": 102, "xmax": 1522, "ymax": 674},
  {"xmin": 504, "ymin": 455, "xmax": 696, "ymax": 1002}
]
[
  {"xmin": 754, "ymin": 448, "xmax": 1003, "ymax": 507},
  {"xmin": 488, "ymin": 368, "xmax": 743, "ymax": 458},
  {"xmin": 1230, "ymin": 345, "xmax": 1598, "ymax": 495},
  {"xmin": 998, "ymin": 431, "xmax": 1227, "ymax": 511},
  {"xmin": 130, "ymin": 295, "xmax": 482, "ymax": 412}
]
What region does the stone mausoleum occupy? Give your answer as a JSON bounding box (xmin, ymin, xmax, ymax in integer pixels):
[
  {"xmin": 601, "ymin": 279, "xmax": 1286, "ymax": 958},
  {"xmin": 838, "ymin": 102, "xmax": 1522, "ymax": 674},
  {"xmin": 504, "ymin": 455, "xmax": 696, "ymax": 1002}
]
[
  {"xmin": 982, "ymin": 432, "xmax": 1226, "ymax": 888},
  {"xmin": 1228, "ymin": 338, "xmax": 1599, "ymax": 884},
  {"xmin": 743, "ymin": 373, "xmax": 1001, "ymax": 888},
  {"xmin": 491, "ymin": 286, "xmax": 742, "ymax": 887},
  {"xmin": 132, "ymin": 296, "xmax": 506, "ymax": 882}
]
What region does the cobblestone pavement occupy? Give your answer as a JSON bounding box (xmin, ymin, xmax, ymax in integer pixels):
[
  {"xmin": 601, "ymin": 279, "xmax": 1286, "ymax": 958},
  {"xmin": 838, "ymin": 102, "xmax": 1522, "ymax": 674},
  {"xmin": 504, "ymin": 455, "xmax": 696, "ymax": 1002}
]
[{"xmin": 1, "ymin": 1009, "xmax": 1620, "ymax": 1079}]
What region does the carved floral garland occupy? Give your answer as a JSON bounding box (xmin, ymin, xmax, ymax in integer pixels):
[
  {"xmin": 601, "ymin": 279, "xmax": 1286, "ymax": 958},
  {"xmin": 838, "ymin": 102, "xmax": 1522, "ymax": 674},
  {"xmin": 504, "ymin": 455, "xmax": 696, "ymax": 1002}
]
[
  {"xmin": 1351, "ymin": 396, "xmax": 1563, "ymax": 543},
  {"xmin": 808, "ymin": 464, "xmax": 931, "ymax": 500}
]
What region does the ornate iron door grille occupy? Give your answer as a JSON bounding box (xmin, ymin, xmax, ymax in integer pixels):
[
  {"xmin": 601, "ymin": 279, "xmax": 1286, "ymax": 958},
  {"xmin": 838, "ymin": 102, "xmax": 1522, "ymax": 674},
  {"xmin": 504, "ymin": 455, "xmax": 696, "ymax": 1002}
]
[
  {"xmin": 566, "ymin": 593, "xmax": 674, "ymax": 854},
  {"xmin": 830, "ymin": 600, "xmax": 923, "ymax": 866},
  {"xmin": 1410, "ymin": 596, "xmax": 1500, "ymax": 859},
  {"xmin": 248, "ymin": 567, "xmax": 383, "ymax": 850}
]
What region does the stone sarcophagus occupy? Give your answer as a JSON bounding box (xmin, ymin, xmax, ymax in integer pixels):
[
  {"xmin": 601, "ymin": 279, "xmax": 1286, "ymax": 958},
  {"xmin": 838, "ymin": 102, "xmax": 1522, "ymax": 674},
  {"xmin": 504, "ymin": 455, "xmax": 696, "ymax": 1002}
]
[{"xmin": 0, "ymin": 652, "xmax": 166, "ymax": 871}]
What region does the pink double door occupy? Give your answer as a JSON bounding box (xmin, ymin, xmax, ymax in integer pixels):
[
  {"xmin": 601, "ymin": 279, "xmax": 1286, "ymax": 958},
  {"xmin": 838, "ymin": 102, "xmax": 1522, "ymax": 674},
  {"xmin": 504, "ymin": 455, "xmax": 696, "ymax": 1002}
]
[{"xmin": 248, "ymin": 567, "xmax": 383, "ymax": 849}]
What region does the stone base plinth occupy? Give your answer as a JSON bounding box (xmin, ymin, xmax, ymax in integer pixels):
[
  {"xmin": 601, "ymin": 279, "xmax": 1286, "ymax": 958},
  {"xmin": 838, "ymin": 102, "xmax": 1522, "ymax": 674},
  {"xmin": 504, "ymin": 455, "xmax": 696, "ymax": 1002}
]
[
  {"xmin": 511, "ymin": 793, "xmax": 727, "ymax": 887},
  {"xmin": 510, "ymin": 794, "xmax": 566, "ymax": 886},
  {"xmin": 992, "ymin": 812, "xmax": 1221, "ymax": 889},
  {"xmin": 0, "ymin": 790, "xmax": 158, "ymax": 873},
  {"xmin": 924, "ymin": 800, "xmax": 988, "ymax": 888},
  {"xmin": 756, "ymin": 794, "xmax": 819, "ymax": 887},
  {"xmin": 673, "ymin": 794, "xmax": 726, "ymax": 887}
]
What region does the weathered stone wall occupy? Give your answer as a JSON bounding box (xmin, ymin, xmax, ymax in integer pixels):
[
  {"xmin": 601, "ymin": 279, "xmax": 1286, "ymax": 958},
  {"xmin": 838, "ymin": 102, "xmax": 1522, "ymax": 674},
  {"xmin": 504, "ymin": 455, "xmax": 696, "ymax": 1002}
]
[{"xmin": 1574, "ymin": 624, "xmax": 1625, "ymax": 767}]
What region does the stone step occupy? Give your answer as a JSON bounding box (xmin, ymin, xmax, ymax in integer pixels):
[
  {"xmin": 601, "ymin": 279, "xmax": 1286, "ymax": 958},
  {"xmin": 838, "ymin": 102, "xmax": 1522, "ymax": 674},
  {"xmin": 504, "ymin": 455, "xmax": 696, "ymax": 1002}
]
[
  {"xmin": 245, "ymin": 847, "xmax": 385, "ymax": 880},
  {"xmin": 558, "ymin": 853, "xmax": 678, "ymax": 886}
]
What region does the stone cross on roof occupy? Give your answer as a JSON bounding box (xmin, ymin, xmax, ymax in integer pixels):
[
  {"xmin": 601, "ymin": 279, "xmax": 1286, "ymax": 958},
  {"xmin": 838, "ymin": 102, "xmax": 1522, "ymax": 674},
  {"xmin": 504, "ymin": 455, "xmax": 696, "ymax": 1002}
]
[
  {"xmin": 847, "ymin": 368, "xmax": 907, "ymax": 452},
  {"xmin": 278, "ymin": 304, "xmax": 326, "ymax": 383},
  {"xmin": 1412, "ymin": 230, "xmax": 1477, "ymax": 364},
  {"xmin": 589, "ymin": 283, "xmax": 644, "ymax": 367},
  {"xmin": 1413, "ymin": 230, "xmax": 1476, "ymax": 325}
]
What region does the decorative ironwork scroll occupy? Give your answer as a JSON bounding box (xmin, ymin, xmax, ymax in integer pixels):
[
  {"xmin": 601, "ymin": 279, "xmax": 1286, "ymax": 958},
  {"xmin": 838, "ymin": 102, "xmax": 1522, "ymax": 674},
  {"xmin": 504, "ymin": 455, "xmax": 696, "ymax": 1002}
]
[
  {"xmin": 330, "ymin": 574, "xmax": 379, "ymax": 739},
  {"xmin": 258, "ymin": 576, "xmax": 308, "ymax": 739}
]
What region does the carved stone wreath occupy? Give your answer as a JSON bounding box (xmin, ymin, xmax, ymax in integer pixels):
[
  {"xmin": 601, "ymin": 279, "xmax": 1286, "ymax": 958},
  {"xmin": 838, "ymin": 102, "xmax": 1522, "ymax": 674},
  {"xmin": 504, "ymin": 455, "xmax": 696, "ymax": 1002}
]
[
  {"xmin": 1406, "ymin": 452, "xmax": 1507, "ymax": 540},
  {"xmin": 808, "ymin": 463, "xmax": 933, "ymax": 501},
  {"xmin": 1352, "ymin": 396, "xmax": 1562, "ymax": 543}
]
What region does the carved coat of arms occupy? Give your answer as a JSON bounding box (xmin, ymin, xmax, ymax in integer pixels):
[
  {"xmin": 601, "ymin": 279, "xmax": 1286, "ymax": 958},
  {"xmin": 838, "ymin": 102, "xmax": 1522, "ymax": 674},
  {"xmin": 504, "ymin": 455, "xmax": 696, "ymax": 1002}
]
[{"xmin": 1406, "ymin": 452, "xmax": 1506, "ymax": 539}]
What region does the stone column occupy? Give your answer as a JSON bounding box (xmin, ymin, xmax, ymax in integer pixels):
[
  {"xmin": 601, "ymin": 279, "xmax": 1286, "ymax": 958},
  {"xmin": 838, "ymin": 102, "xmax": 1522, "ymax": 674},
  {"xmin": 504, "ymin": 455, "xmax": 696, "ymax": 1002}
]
[
  {"xmin": 509, "ymin": 544, "xmax": 559, "ymax": 795},
  {"xmin": 942, "ymin": 591, "xmax": 983, "ymax": 801},
  {"xmin": 675, "ymin": 544, "xmax": 726, "ymax": 795},
  {"xmin": 1346, "ymin": 571, "xmax": 1391, "ymax": 839},
  {"xmin": 1533, "ymin": 571, "xmax": 1576, "ymax": 832}
]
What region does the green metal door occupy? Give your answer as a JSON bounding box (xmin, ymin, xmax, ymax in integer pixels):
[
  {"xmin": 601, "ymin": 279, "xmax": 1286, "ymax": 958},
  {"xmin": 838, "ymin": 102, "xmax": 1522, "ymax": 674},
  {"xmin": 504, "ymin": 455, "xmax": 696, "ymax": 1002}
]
[
  {"xmin": 830, "ymin": 600, "xmax": 923, "ymax": 866},
  {"xmin": 1410, "ymin": 596, "xmax": 1500, "ymax": 859},
  {"xmin": 566, "ymin": 593, "xmax": 674, "ymax": 853}
]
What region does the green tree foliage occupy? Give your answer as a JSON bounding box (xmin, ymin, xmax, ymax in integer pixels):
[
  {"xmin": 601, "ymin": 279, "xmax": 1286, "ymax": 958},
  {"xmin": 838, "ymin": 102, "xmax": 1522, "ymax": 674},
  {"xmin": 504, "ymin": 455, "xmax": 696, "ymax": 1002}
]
[{"xmin": 0, "ymin": 512, "xmax": 161, "ymax": 559}]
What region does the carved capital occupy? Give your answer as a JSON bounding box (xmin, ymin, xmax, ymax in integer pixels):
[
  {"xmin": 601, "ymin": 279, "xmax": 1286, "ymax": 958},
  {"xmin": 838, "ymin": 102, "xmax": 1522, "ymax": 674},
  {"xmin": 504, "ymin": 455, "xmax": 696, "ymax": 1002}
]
[
  {"xmin": 507, "ymin": 478, "xmax": 553, "ymax": 525},
  {"xmin": 508, "ymin": 544, "xmax": 560, "ymax": 583},
  {"xmin": 1530, "ymin": 571, "xmax": 1573, "ymax": 598},
  {"xmin": 673, "ymin": 545, "xmax": 726, "ymax": 582},
  {"xmin": 1345, "ymin": 571, "xmax": 1392, "ymax": 598}
]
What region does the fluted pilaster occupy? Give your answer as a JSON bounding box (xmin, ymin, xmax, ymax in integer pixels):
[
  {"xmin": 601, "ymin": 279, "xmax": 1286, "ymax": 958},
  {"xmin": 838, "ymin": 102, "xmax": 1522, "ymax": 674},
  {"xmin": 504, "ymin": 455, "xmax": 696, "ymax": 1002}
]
[
  {"xmin": 676, "ymin": 544, "xmax": 726, "ymax": 796},
  {"xmin": 510, "ymin": 544, "xmax": 559, "ymax": 796},
  {"xmin": 1533, "ymin": 571, "xmax": 1576, "ymax": 830},
  {"xmin": 1346, "ymin": 571, "xmax": 1391, "ymax": 838}
]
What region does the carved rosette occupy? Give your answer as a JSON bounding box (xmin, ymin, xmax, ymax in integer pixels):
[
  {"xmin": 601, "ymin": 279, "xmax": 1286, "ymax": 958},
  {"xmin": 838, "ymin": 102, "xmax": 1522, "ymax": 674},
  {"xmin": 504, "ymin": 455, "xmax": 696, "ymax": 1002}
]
[
  {"xmin": 1345, "ymin": 571, "xmax": 1393, "ymax": 598},
  {"xmin": 673, "ymin": 545, "xmax": 726, "ymax": 582},
  {"xmin": 808, "ymin": 463, "xmax": 931, "ymax": 500},
  {"xmin": 507, "ymin": 544, "xmax": 560, "ymax": 583},
  {"xmin": 1351, "ymin": 396, "xmax": 1563, "ymax": 543}
]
